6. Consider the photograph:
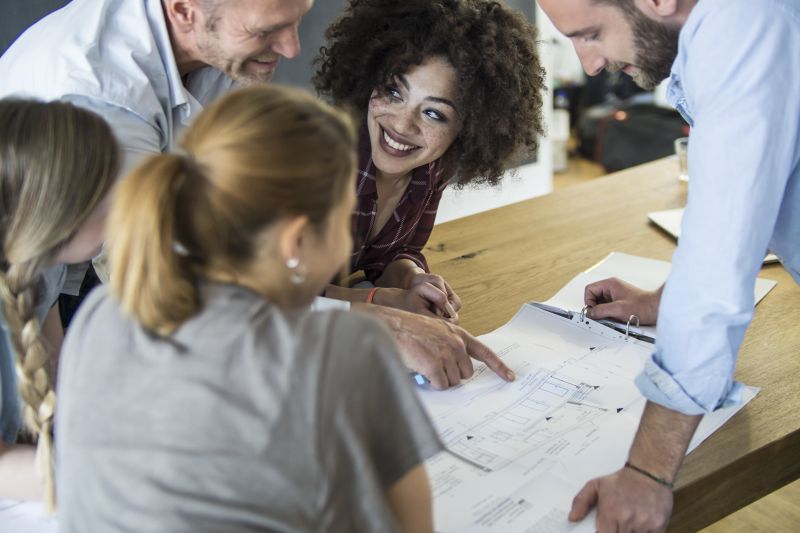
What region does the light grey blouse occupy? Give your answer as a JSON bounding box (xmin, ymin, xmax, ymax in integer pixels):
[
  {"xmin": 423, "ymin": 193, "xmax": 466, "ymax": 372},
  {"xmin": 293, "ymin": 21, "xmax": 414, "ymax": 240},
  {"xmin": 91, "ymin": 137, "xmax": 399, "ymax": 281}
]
[{"xmin": 56, "ymin": 281, "xmax": 441, "ymax": 532}]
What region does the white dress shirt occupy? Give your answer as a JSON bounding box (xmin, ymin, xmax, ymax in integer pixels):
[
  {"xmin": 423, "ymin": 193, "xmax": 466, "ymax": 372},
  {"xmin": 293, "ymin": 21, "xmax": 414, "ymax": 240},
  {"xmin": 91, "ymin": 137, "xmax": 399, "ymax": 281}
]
[{"xmin": 0, "ymin": 0, "xmax": 237, "ymax": 176}]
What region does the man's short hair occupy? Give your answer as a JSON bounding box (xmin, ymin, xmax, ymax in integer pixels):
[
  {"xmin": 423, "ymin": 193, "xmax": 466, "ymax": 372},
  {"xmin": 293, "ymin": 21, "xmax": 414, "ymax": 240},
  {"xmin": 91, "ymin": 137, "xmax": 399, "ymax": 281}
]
[{"xmin": 593, "ymin": 0, "xmax": 638, "ymax": 17}]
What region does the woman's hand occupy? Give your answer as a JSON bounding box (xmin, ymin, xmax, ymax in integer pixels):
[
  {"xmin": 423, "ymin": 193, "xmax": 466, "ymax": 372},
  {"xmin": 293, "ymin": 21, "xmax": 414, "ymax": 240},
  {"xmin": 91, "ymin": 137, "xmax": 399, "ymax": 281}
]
[
  {"xmin": 407, "ymin": 272, "xmax": 461, "ymax": 316},
  {"xmin": 372, "ymin": 262, "xmax": 462, "ymax": 322},
  {"xmin": 374, "ymin": 278, "xmax": 460, "ymax": 323}
]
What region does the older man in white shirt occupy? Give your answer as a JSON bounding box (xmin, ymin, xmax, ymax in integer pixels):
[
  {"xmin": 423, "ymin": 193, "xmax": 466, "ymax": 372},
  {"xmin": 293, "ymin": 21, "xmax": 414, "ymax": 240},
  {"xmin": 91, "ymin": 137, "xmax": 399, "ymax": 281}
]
[{"xmin": 0, "ymin": 0, "xmax": 307, "ymax": 176}]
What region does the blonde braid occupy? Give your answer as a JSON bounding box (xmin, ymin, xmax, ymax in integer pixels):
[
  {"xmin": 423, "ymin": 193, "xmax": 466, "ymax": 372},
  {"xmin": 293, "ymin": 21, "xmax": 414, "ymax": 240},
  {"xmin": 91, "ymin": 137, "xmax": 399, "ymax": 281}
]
[
  {"xmin": 0, "ymin": 98, "xmax": 119, "ymax": 512},
  {"xmin": 0, "ymin": 259, "xmax": 57, "ymax": 511}
]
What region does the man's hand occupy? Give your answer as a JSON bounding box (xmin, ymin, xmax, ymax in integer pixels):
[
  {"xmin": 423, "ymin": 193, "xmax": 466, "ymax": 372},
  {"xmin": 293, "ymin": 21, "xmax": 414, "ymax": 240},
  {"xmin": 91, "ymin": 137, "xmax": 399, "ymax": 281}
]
[
  {"xmin": 569, "ymin": 401, "xmax": 702, "ymax": 532},
  {"xmin": 356, "ymin": 303, "xmax": 515, "ymax": 389},
  {"xmin": 569, "ymin": 467, "xmax": 673, "ymax": 533},
  {"xmin": 584, "ymin": 278, "xmax": 663, "ymax": 325}
]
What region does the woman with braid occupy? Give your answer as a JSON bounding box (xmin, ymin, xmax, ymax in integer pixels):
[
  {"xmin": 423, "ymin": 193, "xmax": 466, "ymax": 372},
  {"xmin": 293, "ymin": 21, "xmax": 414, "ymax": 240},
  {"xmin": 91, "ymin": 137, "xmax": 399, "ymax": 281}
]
[
  {"xmin": 0, "ymin": 100, "xmax": 118, "ymax": 505},
  {"xmin": 56, "ymin": 85, "xmax": 442, "ymax": 532}
]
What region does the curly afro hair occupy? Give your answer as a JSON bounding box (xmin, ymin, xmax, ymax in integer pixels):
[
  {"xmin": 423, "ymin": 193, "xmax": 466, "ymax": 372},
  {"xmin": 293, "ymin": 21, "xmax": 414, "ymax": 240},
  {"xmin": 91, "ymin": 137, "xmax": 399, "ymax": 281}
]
[{"xmin": 313, "ymin": 0, "xmax": 545, "ymax": 187}]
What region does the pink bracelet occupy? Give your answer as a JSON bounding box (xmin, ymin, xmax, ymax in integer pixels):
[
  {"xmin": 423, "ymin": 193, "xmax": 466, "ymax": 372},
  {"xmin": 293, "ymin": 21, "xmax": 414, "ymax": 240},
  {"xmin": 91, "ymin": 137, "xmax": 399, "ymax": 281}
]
[{"xmin": 366, "ymin": 287, "xmax": 379, "ymax": 304}]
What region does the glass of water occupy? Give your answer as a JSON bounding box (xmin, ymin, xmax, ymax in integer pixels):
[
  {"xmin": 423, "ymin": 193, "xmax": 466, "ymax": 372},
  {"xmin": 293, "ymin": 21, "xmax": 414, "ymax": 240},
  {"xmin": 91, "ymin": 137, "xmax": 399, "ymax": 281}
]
[{"xmin": 674, "ymin": 137, "xmax": 689, "ymax": 182}]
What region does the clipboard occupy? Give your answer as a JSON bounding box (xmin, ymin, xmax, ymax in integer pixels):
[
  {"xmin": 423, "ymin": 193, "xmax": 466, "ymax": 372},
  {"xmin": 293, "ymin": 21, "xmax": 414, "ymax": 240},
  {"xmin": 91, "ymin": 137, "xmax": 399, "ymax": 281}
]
[{"xmin": 529, "ymin": 302, "xmax": 656, "ymax": 344}]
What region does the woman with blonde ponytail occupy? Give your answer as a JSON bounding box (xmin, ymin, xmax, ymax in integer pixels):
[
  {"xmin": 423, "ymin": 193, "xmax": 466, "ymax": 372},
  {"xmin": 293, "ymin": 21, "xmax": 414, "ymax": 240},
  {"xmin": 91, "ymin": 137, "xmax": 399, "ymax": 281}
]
[
  {"xmin": 56, "ymin": 85, "xmax": 442, "ymax": 533},
  {"xmin": 0, "ymin": 99, "xmax": 119, "ymax": 507}
]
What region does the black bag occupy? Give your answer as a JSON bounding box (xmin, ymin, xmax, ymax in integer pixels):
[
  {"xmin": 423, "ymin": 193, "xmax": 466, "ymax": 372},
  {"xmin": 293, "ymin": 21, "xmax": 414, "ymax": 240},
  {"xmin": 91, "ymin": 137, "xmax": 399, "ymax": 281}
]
[{"xmin": 578, "ymin": 103, "xmax": 689, "ymax": 173}]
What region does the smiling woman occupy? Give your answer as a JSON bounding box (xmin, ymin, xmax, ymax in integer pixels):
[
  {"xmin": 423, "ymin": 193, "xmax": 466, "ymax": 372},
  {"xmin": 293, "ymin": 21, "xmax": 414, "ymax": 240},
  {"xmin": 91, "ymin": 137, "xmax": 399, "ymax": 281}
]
[
  {"xmin": 313, "ymin": 0, "xmax": 545, "ymax": 322},
  {"xmin": 366, "ymin": 56, "xmax": 461, "ymax": 186}
]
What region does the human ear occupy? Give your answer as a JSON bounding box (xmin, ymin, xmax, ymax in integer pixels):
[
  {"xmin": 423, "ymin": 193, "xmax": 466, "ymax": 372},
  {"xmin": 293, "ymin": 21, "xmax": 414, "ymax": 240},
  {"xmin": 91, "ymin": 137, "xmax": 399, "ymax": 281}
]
[
  {"xmin": 634, "ymin": 0, "xmax": 679, "ymax": 19},
  {"xmin": 163, "ymin": 0, "xmax": 199, "ymax": 32},
  {"xmin": 276, "ymin": 215, "xmax": 310, "ymax": 265}
]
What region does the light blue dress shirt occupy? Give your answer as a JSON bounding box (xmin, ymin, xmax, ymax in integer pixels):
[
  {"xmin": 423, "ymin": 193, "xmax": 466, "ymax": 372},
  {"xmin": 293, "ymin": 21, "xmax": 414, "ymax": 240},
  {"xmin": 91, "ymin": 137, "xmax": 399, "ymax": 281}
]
[{"xmin": 636, "ymin": 0, "xmax": 800, "ymax": 416}]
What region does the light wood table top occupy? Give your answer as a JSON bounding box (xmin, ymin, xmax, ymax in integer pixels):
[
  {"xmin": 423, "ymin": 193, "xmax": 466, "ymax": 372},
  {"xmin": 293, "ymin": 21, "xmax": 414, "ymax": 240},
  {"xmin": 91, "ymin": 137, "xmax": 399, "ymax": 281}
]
[{"xmin": 425, "ymin": 157, "xmax": 800, "ymax": 532}]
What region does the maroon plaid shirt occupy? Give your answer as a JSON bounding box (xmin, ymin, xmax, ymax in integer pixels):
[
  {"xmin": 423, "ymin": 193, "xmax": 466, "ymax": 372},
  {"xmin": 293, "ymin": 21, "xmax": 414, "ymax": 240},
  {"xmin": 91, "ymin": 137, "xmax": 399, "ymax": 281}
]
[{"xmin": 350, "ymin": 128, "xmax": 449, "ymax": 283}]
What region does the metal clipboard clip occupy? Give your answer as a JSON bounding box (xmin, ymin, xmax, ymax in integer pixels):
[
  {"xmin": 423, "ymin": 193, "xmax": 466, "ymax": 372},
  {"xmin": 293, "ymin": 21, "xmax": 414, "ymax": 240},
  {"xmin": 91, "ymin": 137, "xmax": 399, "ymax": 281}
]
[{"xmin": 528, "ymin": 302, "xmax": 656, "ymax": 344}]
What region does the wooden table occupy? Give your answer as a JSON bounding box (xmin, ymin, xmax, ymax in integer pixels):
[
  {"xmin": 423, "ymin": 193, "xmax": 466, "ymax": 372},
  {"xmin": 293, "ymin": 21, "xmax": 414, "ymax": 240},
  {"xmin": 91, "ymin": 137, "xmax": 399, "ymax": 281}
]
[{"xmin": 424, "ymin": 157, "xmax": 800, "ymax": 532}]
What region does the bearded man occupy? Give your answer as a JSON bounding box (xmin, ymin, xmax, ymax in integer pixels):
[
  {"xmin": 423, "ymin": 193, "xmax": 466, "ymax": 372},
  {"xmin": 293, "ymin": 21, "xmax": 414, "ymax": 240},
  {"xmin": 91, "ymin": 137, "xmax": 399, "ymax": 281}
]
[{"xmin": 539, "ymin": 0, "xmax": 800, "ymax": 531}]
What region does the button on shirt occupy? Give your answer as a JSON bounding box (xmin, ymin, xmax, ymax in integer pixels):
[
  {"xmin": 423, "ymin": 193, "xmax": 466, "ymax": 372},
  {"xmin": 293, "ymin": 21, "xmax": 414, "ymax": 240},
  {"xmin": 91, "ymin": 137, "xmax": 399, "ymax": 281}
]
[
  {"xmin": 0, "ymin": 0, "xmax": 238, "ymax": 177},
  {"xmin": 638, "ymin": 0, "xmax": 800, "ymax": 415}
]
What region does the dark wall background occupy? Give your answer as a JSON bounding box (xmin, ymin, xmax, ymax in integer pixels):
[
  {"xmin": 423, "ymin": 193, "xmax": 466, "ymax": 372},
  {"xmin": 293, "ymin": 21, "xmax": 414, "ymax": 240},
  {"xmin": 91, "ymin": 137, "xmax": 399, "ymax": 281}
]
[
  {"xmin": 3, "ymin": 0, "xmax": 534, "ymax": 88},
  {"xmin": 273, "ymin": 0, "xmax": 535, "ymax": 91},
  {"xmin": 1, "ymin": 0, "xmax": 70, "ymax": 54}
]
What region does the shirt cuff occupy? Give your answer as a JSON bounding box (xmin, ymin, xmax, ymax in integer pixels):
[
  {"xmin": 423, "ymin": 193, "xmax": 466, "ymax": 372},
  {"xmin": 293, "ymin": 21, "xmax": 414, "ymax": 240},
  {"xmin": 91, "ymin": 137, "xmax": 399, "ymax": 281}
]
[
  {"xmin": 311, "ymin": 296, "xmax": 351, "ymax": 312},
  {"xmin": 635, "ymin": 354, "xmax": 744, "ymax": 416}
]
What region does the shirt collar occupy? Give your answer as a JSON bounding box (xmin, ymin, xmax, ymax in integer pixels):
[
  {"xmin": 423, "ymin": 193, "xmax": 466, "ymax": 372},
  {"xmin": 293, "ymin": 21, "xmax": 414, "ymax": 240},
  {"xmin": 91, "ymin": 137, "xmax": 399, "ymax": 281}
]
[{"xmin": 145, "ymin": 0, "xmax": 195, "ymax": 112}]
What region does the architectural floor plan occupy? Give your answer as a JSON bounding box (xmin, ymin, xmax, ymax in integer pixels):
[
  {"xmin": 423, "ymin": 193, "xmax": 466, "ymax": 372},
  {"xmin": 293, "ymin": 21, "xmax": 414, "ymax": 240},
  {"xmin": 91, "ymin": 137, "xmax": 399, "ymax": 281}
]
[{"xmin": 418, "ymin": 255, "xmax": 763, "ymax": 532}]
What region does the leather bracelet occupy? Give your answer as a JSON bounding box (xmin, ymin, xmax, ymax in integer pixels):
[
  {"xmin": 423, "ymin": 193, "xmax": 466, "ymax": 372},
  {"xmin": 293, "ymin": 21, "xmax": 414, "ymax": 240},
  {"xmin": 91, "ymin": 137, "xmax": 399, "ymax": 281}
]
[
  {"xmin": 365, "ymin": 287, "xmax": 380, "ymax": 304},
  {"xmin": 624, "ymin": 461, "xmax": 674, "ymax": 490}
]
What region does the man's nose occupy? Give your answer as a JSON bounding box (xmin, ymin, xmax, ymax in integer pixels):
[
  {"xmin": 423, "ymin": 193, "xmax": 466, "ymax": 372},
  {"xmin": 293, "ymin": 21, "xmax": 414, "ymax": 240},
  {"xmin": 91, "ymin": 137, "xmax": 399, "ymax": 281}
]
[
  {"xmin": 575, "ymin": 44, "xmax": 607, "ymax": 77},
  {"xmin": 273, "ymin": 26, "xmax": 301, "ymax": 59}
]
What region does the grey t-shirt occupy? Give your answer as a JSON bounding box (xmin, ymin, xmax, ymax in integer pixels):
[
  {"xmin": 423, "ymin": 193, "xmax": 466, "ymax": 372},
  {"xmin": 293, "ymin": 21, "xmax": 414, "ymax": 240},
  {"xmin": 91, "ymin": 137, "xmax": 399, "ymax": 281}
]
[
  {"xmin": 56, "ymin": 281, "xmax": 442, "ymax": 532},
  {"xmin": 0, "ymin": 264, "xmax": 66, "ymax": 443}
]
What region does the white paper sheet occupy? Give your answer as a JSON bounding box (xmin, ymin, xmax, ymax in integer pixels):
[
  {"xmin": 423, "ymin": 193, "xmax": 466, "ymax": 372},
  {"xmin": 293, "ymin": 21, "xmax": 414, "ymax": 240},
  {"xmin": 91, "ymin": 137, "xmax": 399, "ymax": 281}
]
[
  {"xmin": 648, "ymin": 208, "xmax": 779, "ymax": 264},
  {"xmin": 420, "ymin": 294, "xmax": 759, "ymax": 532}
]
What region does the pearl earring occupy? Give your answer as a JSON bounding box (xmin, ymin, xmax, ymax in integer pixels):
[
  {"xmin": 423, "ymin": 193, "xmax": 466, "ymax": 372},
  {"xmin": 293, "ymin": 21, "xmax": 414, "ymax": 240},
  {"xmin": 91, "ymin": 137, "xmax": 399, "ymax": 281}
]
[{"xmin": 286, "ymin": 257, "xmax": 306, "ymax": 284}]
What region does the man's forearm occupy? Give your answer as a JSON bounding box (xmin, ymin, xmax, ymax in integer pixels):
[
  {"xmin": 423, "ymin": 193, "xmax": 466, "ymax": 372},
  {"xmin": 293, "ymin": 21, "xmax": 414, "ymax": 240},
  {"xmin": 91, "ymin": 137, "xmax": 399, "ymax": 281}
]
[{"xmin": 627, "ymin": 401, "xmax": 703, "ymax": 484}]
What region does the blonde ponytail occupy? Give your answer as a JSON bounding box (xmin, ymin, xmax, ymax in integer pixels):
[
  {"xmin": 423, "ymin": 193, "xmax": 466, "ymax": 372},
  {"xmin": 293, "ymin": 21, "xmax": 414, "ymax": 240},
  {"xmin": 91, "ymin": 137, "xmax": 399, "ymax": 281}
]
[
  {"xmin": 109, "ymin": 85, "xmax": 357, "ymax": 335},
  {"xmin": 108, "ymin": 154, "xmax": 199, "ymax": 335}
]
